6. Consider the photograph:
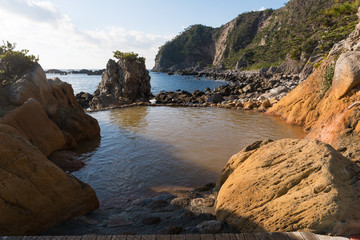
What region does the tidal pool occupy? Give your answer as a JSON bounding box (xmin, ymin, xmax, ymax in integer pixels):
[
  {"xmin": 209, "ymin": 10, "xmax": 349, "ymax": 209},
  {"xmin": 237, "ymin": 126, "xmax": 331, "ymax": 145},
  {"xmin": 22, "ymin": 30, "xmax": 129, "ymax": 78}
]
[{"xmin": 74, "ymin": 106, "xmax": 306, "ymax": 205}]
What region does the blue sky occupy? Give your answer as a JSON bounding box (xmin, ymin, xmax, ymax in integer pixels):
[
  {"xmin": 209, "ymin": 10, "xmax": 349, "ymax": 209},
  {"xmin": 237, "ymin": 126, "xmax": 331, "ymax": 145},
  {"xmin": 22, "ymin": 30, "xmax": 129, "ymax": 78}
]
[{"xmin": 0, "ymin": 0, "xmax": 288, "ymax": 69}]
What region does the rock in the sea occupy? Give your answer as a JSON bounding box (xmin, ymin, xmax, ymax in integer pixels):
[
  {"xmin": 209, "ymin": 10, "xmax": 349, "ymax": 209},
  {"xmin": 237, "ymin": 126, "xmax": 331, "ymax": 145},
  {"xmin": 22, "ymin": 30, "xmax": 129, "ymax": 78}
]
[
  {"xmin": 0, "ymin": 125, "xmax": 99, "ymax": 235},
  {"xmin": 196, "ymin": 220, "xmax": 223, "ymax": 234},
  {"xmin": 332, "ymin": 51, "xmax": 360, "ymax": 99},
  {"xmin": 216, "ymin": 139, "xmax": 360, "ymax": 236},
  {"xmin": 90, "ymin": 58, "xmax": 151, "ymax": 109}
]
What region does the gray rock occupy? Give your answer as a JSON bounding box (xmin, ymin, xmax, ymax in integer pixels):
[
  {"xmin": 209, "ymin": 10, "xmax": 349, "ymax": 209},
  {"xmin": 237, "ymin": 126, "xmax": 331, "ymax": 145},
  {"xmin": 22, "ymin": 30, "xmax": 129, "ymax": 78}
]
[
  {"xmin": 170, "ymin": 197, "xmax": 190, "ymax": 208},
  {"xmin": 332, "ymin": 51, "xmax": 360, "ymax": 99},
  {"xmin": 205, "ymin": 93, "xmax": 224, "ymax": 103},
  {"xmin": 142, "ymin": 216, "xmax": 161, "ymax": 225},
  {"xmin": 191, "ymin": 198, "xmax": 215, "ymax": 208},
  {"xmin": 158, "ymin": 225, "xmax": 183, "ymax": 234},
  {"xmin": 196, "ymin": 220, "xmax": 223, "ymax": 234}
]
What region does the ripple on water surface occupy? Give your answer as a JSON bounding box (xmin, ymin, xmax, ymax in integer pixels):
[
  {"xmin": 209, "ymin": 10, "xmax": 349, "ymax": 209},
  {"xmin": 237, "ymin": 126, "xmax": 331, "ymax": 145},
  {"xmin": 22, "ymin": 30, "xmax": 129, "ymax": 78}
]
[{"xmin": 73, "ymin": 106, "xmax": 306, "ymax": 204}]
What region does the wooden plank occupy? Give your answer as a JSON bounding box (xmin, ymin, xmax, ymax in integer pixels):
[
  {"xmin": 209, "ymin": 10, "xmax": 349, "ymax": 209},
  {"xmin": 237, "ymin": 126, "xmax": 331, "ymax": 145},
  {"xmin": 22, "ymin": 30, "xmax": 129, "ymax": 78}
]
[
  {"xmin": 300, "ymin": 232, "xmax": 319, "ymax": 240},
  {"xmin": 156, "ymin": 235, "xmax": 171, "ymax": 240},
  {"xmin": 95, "ymin": 236, "xmax": 113, "ymax": 240},
  {"xmin": 127, "ymin": 236, "xmax": 143, "ymax": 240},
  {"xmin": 51, "ymin": 236, "xmax": 67, "ymax": 240},
  {"xmin": 258, "ymin": 233, "xmax": 274, "ymax": 240},
  {"xmin": 316, "ymin": 235, "xmax": 335, "ymax": 240},
  {"xmin": 200, "ymin": 235, "xmax": 215, "ymax": 240},
  {"xmin": 36, "ymin": 237, "xmax": 53, "ymax": 240},
  {"xmin": 225, "ymin": 234, "xmax": 238, "ymax": 240},
  {"xmin": 242, "ymin": 233, "xmax": 259, "ymax": 240},
  {"xmin": 0, "ymin": 237, "xmax": 24, "ymax": 240},
  {"xmin": 215, "ymin": 234, "xmax": 230, "ymax": 240},
  {"xmin": 21, "ymin": 237, "xmax": 37, "ymax": 240},
  {"xmin": 80, "ymin": 235, "xmax": 97, "ymax": 240},
  {"xmin": 111, "ymin": 236, "xmax": 127, "ymax": 240},
  {"xmin": 235, "ymin": 234, "xmax": 246, "ymax": 240},
  {"xmin": 286, "ymin": 233, "xmax": 305, "ymax": 240},
  {"xmin": 171, "ymin": 236, "xmax": 185, "ymax": 240},
  {"xmin": 141, "ymin": 236, "xmax": 156, "ymax": 240},
  {"xmin": 185, "ymin": 235, "xmax": 201, "ymax": 240},
  {"xmin": 66, "ymin": 237, "xmax": 83, "ymax": 240},
  {"xmin": 271, "ymin": 232, "xmax": 291, "ymax": 240}
]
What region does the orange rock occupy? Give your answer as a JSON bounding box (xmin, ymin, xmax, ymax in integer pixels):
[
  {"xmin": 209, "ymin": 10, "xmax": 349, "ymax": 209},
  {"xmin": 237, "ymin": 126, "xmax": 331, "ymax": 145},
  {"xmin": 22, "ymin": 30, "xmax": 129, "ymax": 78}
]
[
  {"xmin": 0, "ymin": 125, "xmax": 99, "ymax": 235},
  {"xmin": 216, "ymin": 139, "xmax": 360, "ymax": 236},
  {"xmin": 1, "ymin": 98, "xmax": 66, "ymax": 156}
]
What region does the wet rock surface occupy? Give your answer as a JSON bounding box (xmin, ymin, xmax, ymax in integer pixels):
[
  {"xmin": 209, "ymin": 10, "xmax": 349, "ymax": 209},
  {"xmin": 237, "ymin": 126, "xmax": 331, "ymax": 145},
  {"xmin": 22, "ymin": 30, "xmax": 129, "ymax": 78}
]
[{"xmin": 43, "ymin": 184, "xmax": 235, "ymax": 235}]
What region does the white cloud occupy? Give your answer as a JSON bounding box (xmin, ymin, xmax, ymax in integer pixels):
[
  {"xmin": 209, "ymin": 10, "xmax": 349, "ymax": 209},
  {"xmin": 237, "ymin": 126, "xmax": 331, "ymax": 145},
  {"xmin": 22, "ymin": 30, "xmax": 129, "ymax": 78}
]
[
  {"xmin": 0, "ymin": 0, "xmax": 172, "ymax": 69},
  {"xmin": 259, "ymin": 6, "xmax": 266, "ymax": 11}
]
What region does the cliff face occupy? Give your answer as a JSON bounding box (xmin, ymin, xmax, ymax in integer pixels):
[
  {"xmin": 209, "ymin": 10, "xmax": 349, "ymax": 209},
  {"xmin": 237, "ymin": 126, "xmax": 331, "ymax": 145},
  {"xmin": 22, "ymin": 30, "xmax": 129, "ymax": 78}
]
[
  {"xmin": 267, "ymin": 6, "xmax": 360, "ymax": 160},
  {"xmin": 153, "ymin": 0, "xmax": 359, "ymax": 76}
]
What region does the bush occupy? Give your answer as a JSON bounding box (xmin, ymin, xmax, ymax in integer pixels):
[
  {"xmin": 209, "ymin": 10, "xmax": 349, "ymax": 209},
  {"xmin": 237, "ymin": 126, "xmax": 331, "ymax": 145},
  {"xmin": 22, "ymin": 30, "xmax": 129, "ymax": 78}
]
[
  {"xmin": 322, "ymin": 64, "xmax": 335, "ymax": 91},
  {"xmin": 0, "ymin": 41, "xmax": 38, "ymax": 82},
  {"xmin": 113, "ymin": 51, "xmax": 145, "ymax": 65}
]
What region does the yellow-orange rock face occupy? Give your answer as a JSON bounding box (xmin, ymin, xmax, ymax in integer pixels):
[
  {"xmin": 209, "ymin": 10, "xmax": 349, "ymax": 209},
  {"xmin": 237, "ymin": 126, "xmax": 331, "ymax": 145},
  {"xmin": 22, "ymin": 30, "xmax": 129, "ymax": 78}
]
[
  {"xmin": 0, "ymin": 125, "xmax": 99, "ymax": 235},
  {"xmin": 1, "ymin": 98, "xmax": 66, "ymax": 156},
  {"xmin": 216, "ymin": 139, "xmax": 360, "ymax": 236}
]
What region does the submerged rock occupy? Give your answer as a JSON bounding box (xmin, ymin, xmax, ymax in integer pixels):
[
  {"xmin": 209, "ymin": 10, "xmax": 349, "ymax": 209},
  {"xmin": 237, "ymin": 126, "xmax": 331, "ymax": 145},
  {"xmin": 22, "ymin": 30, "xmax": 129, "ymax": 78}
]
[
  {"xmin": 90, "ymin": 58, "xmax": 151, "ymax": 109},
  {"xmin": 216, "ymin": 139, "xmax": 360, "ymax": 236}
]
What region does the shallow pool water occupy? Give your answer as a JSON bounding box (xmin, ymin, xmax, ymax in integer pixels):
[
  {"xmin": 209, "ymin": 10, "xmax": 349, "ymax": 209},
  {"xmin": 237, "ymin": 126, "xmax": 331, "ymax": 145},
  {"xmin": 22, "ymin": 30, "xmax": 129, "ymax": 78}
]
[{"xmin": 73, "ymin": 106, "xmax": 306, "ymax": 205}]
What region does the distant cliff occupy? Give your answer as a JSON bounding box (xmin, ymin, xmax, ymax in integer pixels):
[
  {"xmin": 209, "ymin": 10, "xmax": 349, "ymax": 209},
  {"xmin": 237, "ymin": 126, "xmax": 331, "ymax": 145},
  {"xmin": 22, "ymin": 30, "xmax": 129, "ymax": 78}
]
[{"xmin": 153, "ymin": 0, "xmax": 360, "ymax": 77}]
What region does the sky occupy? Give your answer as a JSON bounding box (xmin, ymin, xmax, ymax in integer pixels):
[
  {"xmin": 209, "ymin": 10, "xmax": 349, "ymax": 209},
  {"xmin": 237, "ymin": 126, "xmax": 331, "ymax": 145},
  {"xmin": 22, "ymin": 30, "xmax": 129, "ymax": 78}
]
[{"xmin": 0, "ymin": 0, "xmax": 288, "ymax": 69}]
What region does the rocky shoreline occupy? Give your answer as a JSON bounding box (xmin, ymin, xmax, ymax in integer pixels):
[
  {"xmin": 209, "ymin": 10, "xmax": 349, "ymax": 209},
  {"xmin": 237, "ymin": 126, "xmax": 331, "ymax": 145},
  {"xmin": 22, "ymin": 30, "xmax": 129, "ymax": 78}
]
[{"xmin": 44, "ymin": 183, "xmax": 235, "ymax": 235}]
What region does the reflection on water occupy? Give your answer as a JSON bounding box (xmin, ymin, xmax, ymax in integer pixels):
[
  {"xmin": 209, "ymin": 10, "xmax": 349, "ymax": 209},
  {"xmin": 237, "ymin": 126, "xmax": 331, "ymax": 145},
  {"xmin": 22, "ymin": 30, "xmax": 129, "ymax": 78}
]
[{"xmin": 73, "ymin": 106, "xmax": 306, "ymax": 203}]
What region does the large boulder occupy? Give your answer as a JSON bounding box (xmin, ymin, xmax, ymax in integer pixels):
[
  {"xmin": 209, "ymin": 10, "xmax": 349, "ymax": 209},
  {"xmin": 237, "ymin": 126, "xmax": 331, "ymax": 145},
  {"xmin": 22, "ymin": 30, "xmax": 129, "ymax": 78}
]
[
  {"xmin": 0, "ymin": 124, "xmax": 99, "ymax": 235},
  {"xmin": 216, "ymin": 139, "xmax": 360, "ymax": 236},
  {"xmin": 90, "ymin": 58, "xmax": 151, "ymax": 109},
  {"xmin": 331, "ymin": 51, "xmax": 360, "ymax": 99},
  {"xmin": 1, "ymin": 98, "xmax": 66, "ymax": 156}
]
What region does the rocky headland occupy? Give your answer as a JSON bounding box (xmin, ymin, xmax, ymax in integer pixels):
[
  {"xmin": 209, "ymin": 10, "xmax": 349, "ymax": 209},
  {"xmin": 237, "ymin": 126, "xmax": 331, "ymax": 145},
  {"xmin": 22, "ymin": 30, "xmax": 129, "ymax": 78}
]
[{"xmin": 0, "ymin": 63, "xmax": 100, "ymax": 235}]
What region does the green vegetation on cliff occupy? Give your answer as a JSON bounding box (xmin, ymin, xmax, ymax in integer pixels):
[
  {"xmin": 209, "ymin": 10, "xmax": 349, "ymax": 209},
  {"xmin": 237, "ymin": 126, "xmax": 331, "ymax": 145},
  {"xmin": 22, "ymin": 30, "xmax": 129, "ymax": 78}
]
[
  {"xmin": 154, "ymin": 0, "xmax": 360, "ymax": 71},
  {"xmin": 155, "ymin": 24, "xmax": 214, "ymax": 70},
  {"xmin": 0, "ymin": 41, "xmax": 38, "ymax": 82}
]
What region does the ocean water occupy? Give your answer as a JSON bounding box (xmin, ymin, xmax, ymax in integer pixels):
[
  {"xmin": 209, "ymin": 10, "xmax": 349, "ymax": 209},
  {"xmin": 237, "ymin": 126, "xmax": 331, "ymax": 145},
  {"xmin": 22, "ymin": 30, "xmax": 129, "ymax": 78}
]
[{"xmin": 46, "ymin": 71, "xmax": 227, "ymax": 95}]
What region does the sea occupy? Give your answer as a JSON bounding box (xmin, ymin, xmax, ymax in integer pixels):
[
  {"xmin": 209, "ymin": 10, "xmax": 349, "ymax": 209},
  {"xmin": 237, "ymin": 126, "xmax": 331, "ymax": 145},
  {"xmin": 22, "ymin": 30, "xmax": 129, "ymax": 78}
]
[{"xmin": 46, "ymin": 71, "xmax": 228, "ymax": 95}]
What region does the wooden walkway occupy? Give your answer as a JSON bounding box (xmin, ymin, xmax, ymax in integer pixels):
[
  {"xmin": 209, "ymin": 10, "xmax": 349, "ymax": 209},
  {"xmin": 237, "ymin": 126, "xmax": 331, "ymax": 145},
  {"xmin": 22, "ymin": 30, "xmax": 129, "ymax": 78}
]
[{"xmin": 0, "ymin": 233, "xmax": 351, "ymax": 240}]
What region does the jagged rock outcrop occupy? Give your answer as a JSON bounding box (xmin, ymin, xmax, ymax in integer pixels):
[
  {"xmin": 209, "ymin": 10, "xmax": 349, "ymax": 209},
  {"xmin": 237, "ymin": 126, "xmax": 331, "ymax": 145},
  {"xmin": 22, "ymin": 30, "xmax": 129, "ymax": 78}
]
[
  {"xmin": 216, "ymin": 139, "xmax": 360, "ymax": 236},
  {"xmin": 267, "ymin": 7, "xmax": 360, "ymax": 160},
  {"xmin": 0, "ymin": 65, "xmax": 100, "ymax": 146},
  {"xmin": 0, "ymin": 64, "xmax": 100, "ymax": 234},
  {"xmin": 90, "ymin": 58, "xmax": 151, "ymax": 109}
]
